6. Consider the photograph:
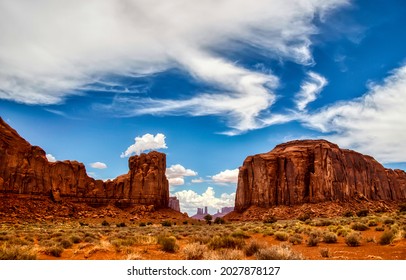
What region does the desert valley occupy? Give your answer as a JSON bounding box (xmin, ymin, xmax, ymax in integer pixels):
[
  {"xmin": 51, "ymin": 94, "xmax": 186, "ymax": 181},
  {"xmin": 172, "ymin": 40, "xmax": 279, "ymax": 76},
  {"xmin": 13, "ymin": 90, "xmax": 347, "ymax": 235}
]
[{"xmin": 1, "ymin": 117, "xmax": 405, "ymax": 260}]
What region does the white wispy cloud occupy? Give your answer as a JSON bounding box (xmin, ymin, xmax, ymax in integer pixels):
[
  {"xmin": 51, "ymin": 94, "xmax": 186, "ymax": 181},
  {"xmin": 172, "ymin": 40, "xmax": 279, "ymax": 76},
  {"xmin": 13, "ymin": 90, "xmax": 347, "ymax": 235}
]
[
  {"xmin": 46, "ymin": 154, "xmax": 56, "ymax": 162},
  {"xmin": 191, "ymin": 178, "xmax": 205, "ymax": 183},
  {"xmin": 166, "ymin": 164, "xmax": 198, "ymax": 186},
  {"xmin": 302, "ymin": 65, "xmax": 406, "ymax": 163},
  {"xmin": 0, "ymin": 0, "xmax": 348, "ymax": 134},
  {"xmin": 173, "ymin": 187, "xmax": 235, "ymax": 216},
  {"xmin": 212, "ymin": 168, "xmax": 239, "ymax": 184},
  {"xmin": 121, "ymin": 133, "xmax": 167, "ymax": 157},
  {"xmin": 295, "ymin": 71, "xmax": 328, "ymax": 111},
  {"xmin": 90, "ymin": 162, "xmax": 107, "ymax": 169}
]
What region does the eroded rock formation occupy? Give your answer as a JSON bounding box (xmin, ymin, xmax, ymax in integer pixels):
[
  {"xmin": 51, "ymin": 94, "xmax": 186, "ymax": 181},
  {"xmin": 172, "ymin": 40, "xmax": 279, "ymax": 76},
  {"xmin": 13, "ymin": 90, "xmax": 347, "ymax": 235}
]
[
  {"xmin": 0, "ymin": 117, "xmax": 169, "ymax": 208},
  {"xmin": 235, "ymin": 140, "xmax": 406, "ymax": 212},
  {"xmin": 168, "ymin": 196, "xmax": 180, "ymax": 212}
]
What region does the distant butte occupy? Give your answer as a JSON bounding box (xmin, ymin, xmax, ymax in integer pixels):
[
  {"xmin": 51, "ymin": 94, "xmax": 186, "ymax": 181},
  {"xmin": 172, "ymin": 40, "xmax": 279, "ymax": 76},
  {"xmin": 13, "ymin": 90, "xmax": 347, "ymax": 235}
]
[
  {"xmin": 234, "ymin": 139, "xmax": 406, "ymax": 213},
  {"xmin": 0, "ymin": 117, "xmax": 170, "ymax": 209}
]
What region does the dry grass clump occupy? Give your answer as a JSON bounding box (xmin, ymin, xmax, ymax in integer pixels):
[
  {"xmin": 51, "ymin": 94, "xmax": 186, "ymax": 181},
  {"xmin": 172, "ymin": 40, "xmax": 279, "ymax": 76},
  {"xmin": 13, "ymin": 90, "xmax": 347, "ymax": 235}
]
[
  {"xmin": 157, "ymin": 235, "xmax": 178, "ymax": 253},
  {"xmin": 378, "ymin": 231, "xmax": 395, "ymax": 245},
  {"xmin": 320, "ymin": 248, "xmax": 330, "ymax": 258},
  {"xmin": 345, "ymin": 232, "xmax": 362, "ymax": 247},
  {"xmin": 288, "ymin": 234, "xmax": 303, "ymax": 245},
  {"xmin": 204, "ymin": 249, "xmax": 244, "ymax": 260},
  {"xmin": 274, "ymin": 231, "xmax": 289, "ymax": 241},
  {"xmin": 0, "ymin": 244, "xmax": 37, "ymax": 260},
  {"xmin": 43, "ymin": 246, "xmax": 64, "ymax": 257},
  {"xmin": 183, "ymin": 242, "xmax": 207, "ymax": 260},
  {"xmin": 243, "ymin": 240, "xmax": 267, "ymax": 257},
  {"xmin": 306, "ymin": 231, "xmax": 321, "ymax": 246},
  {"xmin": 351, "ymin": 222, "xmax": 369, "ymax": 231},
  {"xmin": 255, "ymin": 244, "xmax": 304, "ymax": 260},
  {"xmin": 208, "ymin": 235, "xmax": 245, "ymax": 250},
  {"xmin": 323, "ymin": 232, "xmax": 338, "ymax": 244}
]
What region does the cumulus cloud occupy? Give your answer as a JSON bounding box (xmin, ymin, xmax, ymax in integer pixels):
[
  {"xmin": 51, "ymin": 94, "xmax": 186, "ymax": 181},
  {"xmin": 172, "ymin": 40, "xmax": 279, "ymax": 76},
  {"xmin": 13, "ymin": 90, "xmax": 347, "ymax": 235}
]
[
  {"xmin": 212, "ymin": 168, "xmax": 239, "ymax": 184},
  {"xmin": 295, "ymin": 72, "xmax": 328, "ymax": 111},
  {"xmin": 46, "ymin": 154, "xmax": 56, "ymax": 162},
  {"xmin": 90, "ymin": 162, "xmax": 107, "ymax": 169},
  {"xmin": 174, "ymin": 187, "xmax": 235, "ymax": 216},
  {"xmin": 121, "ymin": 133, "xmax": 167, "ymax": 157},
  {"xmin": 0, "ymin": 0, "xmax": 348, "ymax": 134},
  {"xmin": 166, "ymin": 164, "xmax": 198, "ymax": 186},
  {"xmin": 191, "ymin": 178, "xmax": 205, "ymax": 183},
  {"xmin": 302, "ymin": 65, "xmax": 406, "ymax": 163}
]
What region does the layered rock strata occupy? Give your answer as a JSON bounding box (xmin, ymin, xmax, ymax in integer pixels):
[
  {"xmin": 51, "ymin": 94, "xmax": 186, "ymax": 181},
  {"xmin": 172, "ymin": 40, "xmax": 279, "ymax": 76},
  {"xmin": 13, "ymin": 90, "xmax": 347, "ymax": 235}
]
[
  {"xmin": 235, "ymin": 140, "xmax": 406, "ymax": 212},
  {"xmin": 0, "ymin": 117, "xmax": 169, "ymax": 208}
]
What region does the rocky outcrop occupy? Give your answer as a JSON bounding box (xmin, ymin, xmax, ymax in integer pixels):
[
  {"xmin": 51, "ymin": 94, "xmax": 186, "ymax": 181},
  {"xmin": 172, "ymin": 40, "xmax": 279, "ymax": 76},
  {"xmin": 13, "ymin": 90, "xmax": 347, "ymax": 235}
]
[
  {"xmin": 0, "ymin": 117, "xmax": 169, "ymax": 208},
  {"xmin": 235, "ymin": 139, "xmax": 406, "ymax": 212},
  {"xmin": 168, "ymin": 196, "xmax": 180, "ymax": 212}
]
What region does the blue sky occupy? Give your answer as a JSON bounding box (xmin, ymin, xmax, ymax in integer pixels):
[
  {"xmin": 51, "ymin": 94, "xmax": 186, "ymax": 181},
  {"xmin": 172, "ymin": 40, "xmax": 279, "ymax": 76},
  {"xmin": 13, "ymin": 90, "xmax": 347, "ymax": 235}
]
[{"xmin": 1, "ymin": 0, "xmax": 406, "ymax": 215}]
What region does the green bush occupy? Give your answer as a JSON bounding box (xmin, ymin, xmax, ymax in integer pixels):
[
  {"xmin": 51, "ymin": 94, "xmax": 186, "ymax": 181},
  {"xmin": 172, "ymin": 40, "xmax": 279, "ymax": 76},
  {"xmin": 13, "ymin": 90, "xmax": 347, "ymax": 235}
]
[
  {"xmin": 345, "ymin": 232, "xmax": 361, "ymax": 247},
  {"xmin": 379, "ymin": 231, "xmax": 395, "ymax": 245}
]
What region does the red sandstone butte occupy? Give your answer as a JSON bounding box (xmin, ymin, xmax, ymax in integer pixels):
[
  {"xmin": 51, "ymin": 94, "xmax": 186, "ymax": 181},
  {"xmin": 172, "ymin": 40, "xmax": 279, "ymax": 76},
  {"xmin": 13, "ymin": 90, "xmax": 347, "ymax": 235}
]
[
  {"xmin": 0, "ymin": 117, "xmax": 169, "ymax": 208},
  {"xmin": 235, "ymin": 139, "xmax": 406, "ymax": 212}
]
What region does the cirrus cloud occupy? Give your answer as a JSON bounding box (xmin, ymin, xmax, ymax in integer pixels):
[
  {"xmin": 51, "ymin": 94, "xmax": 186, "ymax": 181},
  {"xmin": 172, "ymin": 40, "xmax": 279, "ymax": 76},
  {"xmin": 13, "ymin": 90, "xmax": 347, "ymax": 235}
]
[{"xmin": 0, "ymin": 0, "xmax": 348, "ymax": 134}]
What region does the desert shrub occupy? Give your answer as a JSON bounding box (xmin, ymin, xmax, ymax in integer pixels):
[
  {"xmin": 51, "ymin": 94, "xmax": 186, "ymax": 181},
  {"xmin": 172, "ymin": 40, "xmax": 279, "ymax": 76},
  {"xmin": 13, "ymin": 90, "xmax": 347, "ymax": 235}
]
[
  {"xmin": 147, "ymin": 221, "xmax": 153, "ymax": 225},
  {"xmin": 0, "ymin": 244, "xmax": 37, "ymax": 260},
  {"xmin": 182, "ymin": 221, "xmax": 188, "ymax": 225},
  {"xmin": 139, "ymin": 222, "xmax": 146, "ymax": 227},
  {"xmin": 204, "ymin": 214, "xmax": 212, "ymax": 225},
  {"xmin": 345, "ymin": 232, "xmax": 362, "ymax": 247},
  {"xmin": 297, "ymin": 212, "xmax": 311, "ymax": 222},
  {"xmin": 208, "ymin": 235, "xmax": 245, "ymax": 250},
  {"xmin": 263, "ymin": 213, "xmax": 277, "ymax": 224},
  {"xmin": 158, "ymin": 236, "xmax": 177, "ymax": 253},
  {"xmin": 183, "ymin": 243, "xmax": 206, "ymax": 260},
  {"xmin": 315, "ymin": 219, "xmax": 334, "ymax": 227},
  {"xmin": 399, "ymin": 203, "xmax": 406, "ymax": 212},
  {"xmin": 323, "ymin": 232, "xmax": 338, "ymax": 244},
  {"xmin": 375, "ymin": 226, "xmax": 385, "ymax": 232},
  {"xmin": 383, "ymin": 218, "xmax": 395, "ymax": 225},
  {"xmin": 69, "ymin": 235, "xmax": 82, "ymax": 244},
  {"xmin": 244, "ymin": 240, "xmax": 266, "ymax": 257},
  {"xmin": 320, "ymin": 248, "xmax": 330, "ymax": 258},
  {"xmin": 116, "ymin": 222, "xmax": 126, "ymax": 228},
  {"xmin": 351, "ymin": 222, "xmax": 369, "ymax": 231},
  {"xmin": 161, "ymin": 221, "xmax": 172, "ymax": 227},
  {"xmin": 306, "ymin": 231, "xmax": 320, "ymax": 247},
  {"xmin": 214, "ymin": 217, "xmax": 225, "ymax": 224},
  {"xmin": 231, "ymin": 230, "xmax": 250, "ymax": 239},
  {"xmin": 101, "ymin": 220, "xmax": 110, "ymax": 227},
  {"xmin": 44, "ymin": 246, "xmax": 64, "ymax": 257},
  {"xmin": 368, "ymin": 220, "xmax": 378, "ymax": 227},
  {"xmin": 356, "ymin": 209, "xmax": 369, "ymax": 217},
  {"xmin": 274, "ymin": 231, "xmax": 289, "ymax": 241},
  {"xmin": 379, "ymin": 231, "xmax": 395, "ymax": 245},
  {"xmin": 343, "ymin": 211, "xmax": 354, "ymax": 217},
  {"xmin": 204, "ymin": 249, "xmax": 244, "ymax": 260},
  {"xmin": 60, "ymin": 239, "xmax": 73, "ymax": 249},
  {"xmin": 255, "ymin": 244, "xmax": 304, "ymax": 260},
  {"xmin": 288, "ymin": 234, "xmax": 303, "ymax": 245}
]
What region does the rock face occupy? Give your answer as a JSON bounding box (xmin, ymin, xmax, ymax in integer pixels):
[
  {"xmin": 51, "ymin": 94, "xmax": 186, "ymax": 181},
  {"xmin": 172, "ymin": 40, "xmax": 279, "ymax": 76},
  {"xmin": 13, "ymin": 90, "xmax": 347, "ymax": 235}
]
[
  {"xmin": 235, "ymin": 139, "xmax": 406, "ymax": 212},
  {"xmin": 0, "ymin": 117, "xmax": 169, "ymax": 208},
  {"xmin": 168, "ymin": 196, "xmax": 180, "ymax": 212}
]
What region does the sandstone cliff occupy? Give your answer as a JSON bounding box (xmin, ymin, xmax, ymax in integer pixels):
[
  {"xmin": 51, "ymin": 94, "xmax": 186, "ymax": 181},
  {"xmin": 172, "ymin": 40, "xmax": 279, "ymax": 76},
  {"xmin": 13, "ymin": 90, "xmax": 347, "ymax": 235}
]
[
  {"xmin": 235, "ymin": 140, "xmax": 406, "ymax": 212},
  {"xmin": 0, "ymin": 117, "xmax": 169, "ymax": 208}
]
